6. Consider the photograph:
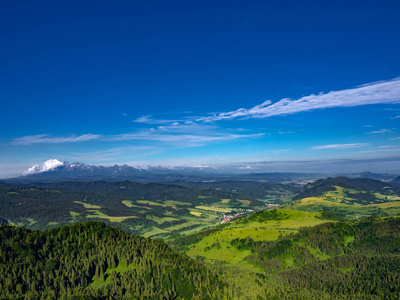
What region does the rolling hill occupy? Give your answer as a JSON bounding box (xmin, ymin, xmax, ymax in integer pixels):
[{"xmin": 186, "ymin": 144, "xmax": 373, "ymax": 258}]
[
  {"xmin": 0, "ymin": 181, "xmax": 265, "ymax": 238},
  {"xmin": 286, "ymin": 177, "xmax": 400, "ymax": 219},
  {"xmin": 2, "ymin": 215, "xmax": 400, "ymax": 299},
  {"xmin": 0, "ymin": 222, "xmax": 225, "ymax": 299},
  {"xmin": 169, "ymin": 210, "xmax": 400, "ymax": 299}
]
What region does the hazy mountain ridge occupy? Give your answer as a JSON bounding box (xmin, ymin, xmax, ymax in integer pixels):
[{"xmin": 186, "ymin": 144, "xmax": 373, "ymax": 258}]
[
  {"xmin": 294, "ymin": 177, "xmax": 399, "ymax": 200},
  {"xmin": 392, "ymin": 175, "xmax": 400, "ymax": 186},
  {"xmin": 11, "ymin": 160, "xmax": 398, "ymax": 186}
]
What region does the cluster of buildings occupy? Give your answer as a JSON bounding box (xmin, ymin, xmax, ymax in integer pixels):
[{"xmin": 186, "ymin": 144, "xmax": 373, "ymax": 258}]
[
  {"xmin": 220, "ymin": 208, "xmax": 254, "ymax": 224},
  {"xmin": 220, "ymin": 203, "xmax": 280, "ymax": 224}
]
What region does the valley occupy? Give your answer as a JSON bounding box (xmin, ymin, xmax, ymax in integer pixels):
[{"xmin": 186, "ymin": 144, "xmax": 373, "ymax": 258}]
[{"xmin": 1, "ymin": 175, "xmax": 400, "ymax": 299}]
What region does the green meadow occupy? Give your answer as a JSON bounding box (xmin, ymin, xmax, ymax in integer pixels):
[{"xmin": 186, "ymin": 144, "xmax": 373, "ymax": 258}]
[{"xmin": 179, "ymin": 209, "xmax": 333, "ymax": 271}]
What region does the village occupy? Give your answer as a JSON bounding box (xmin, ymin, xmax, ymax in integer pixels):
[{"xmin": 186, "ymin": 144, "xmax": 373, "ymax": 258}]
[{"xmin": 220, "ymin": 203, "xmax": 280, "ymax": 224}]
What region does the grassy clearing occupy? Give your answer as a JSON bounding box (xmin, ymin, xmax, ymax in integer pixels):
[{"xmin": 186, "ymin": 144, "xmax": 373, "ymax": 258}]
[
  {"xmin": 146, "ymin": 215, "xmax": 179, "ymax": 224},
  {"xmin": 299, "ymin": 196, "xmax": 353, "ymax": 207},
  {"xmin": 340, "ymin": 266, "xmax": 355, "ymax": 273},
  {"xmin": 86, "ymin": 210, "xmax": 137, "ymax": 223},
  {"xmin": 238, "ymin": 200, "xmax": 251, "ymax": 206},
  {"xmin": 368, "ymin": 201, "xmax": 400, "ymax": 208},
  {"xmin": 307, "ymin": 246, "xmax": 331, "ymax": 260},
  {"xmin": 343, "ymin": 235, "xmax": 355, "ymax": 246},
  {"xmin": 135, "ymin": 200, "xmax": 190, "ymax": 209},
  {"xmin": 74, "ymin": 201, "xmax": 101, "ymax": 209},
  {"xmin": 374, "ymin": 193, "xmax": 400, "ymax": 201},
  {"xmin": 190, "ymin": 211, "xmax": 202, "ymax": 217},
  {"xmin": 186, "ymin": 235, "xmax": 260, "ymax": 272},
  {"xmin": 90, "ymin": 261, "xmax": 133, "ymax": 289},
  {"xmin": 69, "ymin": 211, "xmax": 80, "ymax": 223},
  {"xmin": 195, "ymin": 206, "xmax": 232, "ymax": 213},
  {"xmin": 163, "ymin": 200, "xmax": 191, "ymax": 206},
  {"xmin": 7, "ymin": 220, "xmax": 23, "ymax": 227},
  {"xmin": 25, "ymin": 218, "xmax": 36, "ymax": 225},
  {"xmin": 136, "ymin": 200, "xmax": 163, "ymax": 206},
  {"xmin": 142, "ymin": 227, "xmax": 169, "ymax": 238},
  {"xmin": 121, "ymin": 200, "xmax": 135, "ymax": 208}
]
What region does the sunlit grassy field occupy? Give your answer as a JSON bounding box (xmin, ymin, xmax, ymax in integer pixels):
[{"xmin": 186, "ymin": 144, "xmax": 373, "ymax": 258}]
[
  {"xmin": 184, "ymin": 209, "xmax": 332, "ymax": 271},
  {"xmin": 74, "ymin": 201, "xmax": 101, "ymax": 209}
]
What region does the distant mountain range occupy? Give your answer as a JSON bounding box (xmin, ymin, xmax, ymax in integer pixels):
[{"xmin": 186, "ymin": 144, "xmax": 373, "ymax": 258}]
[
  {"xmin": 6, "ymin": 159, "xmax": 323, "ymax": 184},
  {"xmin": 6, "ymin": 159, "xmax": 399, "ymax": 185},
  {"xmin": 24, "ymin": 160, "xmax": 148, "ymax": 178}
]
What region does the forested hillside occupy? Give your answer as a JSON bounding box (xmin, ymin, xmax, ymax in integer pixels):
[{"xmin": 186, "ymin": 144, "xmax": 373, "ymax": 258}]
[
  {"xmin": 171, "ymin": 180, "xmax": 299, "ymax": 203},
  {"xmin": 171, "ymin": 214, "xmax": 400, "ymax": 299},
  {"xmin": 2, "ymin": 216, "xmax": 400, "ymax": 299},
  {"xmin": 0, "ymin": 222, "xmax": 225, "ymax": 299}
]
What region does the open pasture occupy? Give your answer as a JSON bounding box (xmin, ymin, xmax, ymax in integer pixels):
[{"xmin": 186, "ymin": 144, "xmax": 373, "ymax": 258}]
[
  {"xmin": 183, "ymin": 209, "xmax": 332, "ymax": 271},
  {"xmin": 74, "ymin": 201, "xmax": 101, "ymax": 209}
]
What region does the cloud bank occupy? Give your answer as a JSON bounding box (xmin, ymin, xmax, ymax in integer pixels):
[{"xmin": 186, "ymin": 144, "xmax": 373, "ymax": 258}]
[
  {"xmin": 23, "ymin": 159, "xmax": 65, "ymax": 175},
  {"xmin": 366, "ymin": 129, "xmax": 393, "ymax": 134},
  {"xmin": 198, "ymin": 77, "xmax": 400, "ymax": 121}
]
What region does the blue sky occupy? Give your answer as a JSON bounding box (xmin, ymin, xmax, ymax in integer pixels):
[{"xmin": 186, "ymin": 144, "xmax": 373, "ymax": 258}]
[{"xmin": 1, "ymin": 0, "xmax": 400, "ymax": 177}]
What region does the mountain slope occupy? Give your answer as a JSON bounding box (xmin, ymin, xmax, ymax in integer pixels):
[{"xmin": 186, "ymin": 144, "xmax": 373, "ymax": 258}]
[
  {"xmin": 286, "ymin": 177, "xmax": 400, "ymax": 219},
  {"xmin": 171, "ymin": 212, "xmax": 400, "ymax": 299},
  {"xmin": 295, "ymin": 177, "xmax": 398, "ymax": 200},
  {"xmin": 170, "ymin": 209, "xmax": 336, "ymax": 271},
  {"xmin": 392, "ymin": 175, "xmax": 400, "ymax": 186},
  {"xmin": 0, "ymin": 222, "xmax": 224, "ymax": 299}
]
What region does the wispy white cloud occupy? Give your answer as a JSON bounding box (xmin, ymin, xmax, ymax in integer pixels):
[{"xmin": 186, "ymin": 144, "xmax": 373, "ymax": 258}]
[
  {"xmin": 378, "ymin": 145, "xmax": 395, "ymax": 149},
  {"xmin": 108, "ymin": 132, "xmax": 265, "ymax": 147},
  {"xmin": 157, "ymin": 122, "xmax": 218, "ymax": 134},
  {"xmin": 133, "ymin": 115, "xmax": 183, "ymax": 124},
  {"xmin": 390, "ymin": 115, "xmax": 400, "ymax": 119},
  {"xmin": 10, "ymin": 122, "xmax": 264, "ymax": 148},
  {"xmin": 310, "ymin": 143, "xmax": 369, "ymax": 150},
  {"xmin": 198, "ymin": 77, "xmax": 400, "ymax": 122},
  {"xmin": 366, "ymin": 129, "xmax": 393, "ymax": 134},
  {"xmin": 110, "ymin": 121, "xmax": 265, "ymax": 147},
  {"xmin": 11, "ymin": 134, "xmax": 101, "ymax": 145},
  {"xmin": 278, "ymin": 131, "xmax": 295, "ymax": 134}
]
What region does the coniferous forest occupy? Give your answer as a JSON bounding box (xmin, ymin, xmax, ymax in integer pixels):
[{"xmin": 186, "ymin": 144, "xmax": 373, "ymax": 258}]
[
  {"xmin": 0, "ymin": 222, "xmax": 224, "ymax": 299},
  {"xmin": 2, "ymin": 216, "xmax": 400, "ymax": 299}
]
